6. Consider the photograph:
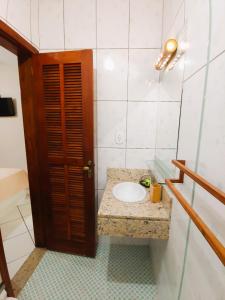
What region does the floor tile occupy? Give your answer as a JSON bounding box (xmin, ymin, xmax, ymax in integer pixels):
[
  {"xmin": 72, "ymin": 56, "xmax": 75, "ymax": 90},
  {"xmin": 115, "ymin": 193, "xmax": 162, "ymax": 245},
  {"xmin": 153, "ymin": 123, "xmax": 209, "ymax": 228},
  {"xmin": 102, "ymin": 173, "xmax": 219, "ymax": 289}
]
[{"xmin": 18, "ymin": 242, "xmax": 157, "ymax": 300}]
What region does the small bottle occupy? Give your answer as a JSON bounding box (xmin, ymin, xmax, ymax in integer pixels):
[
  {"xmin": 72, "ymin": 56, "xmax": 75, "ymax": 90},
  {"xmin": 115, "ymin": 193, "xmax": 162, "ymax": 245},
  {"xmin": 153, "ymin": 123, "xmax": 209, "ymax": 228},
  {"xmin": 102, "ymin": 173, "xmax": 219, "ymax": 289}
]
[{"xmin": 150, "ymin": 183, "xmax": 161, "ymax": 203}]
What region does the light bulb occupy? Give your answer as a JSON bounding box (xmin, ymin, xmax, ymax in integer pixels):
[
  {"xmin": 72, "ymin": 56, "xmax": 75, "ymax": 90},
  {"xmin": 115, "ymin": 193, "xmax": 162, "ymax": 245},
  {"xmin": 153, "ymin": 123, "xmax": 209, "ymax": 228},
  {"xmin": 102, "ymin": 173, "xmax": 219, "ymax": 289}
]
[{"xmin": 165, "ymin": 39, "xmax": 178, "ymax": 53}]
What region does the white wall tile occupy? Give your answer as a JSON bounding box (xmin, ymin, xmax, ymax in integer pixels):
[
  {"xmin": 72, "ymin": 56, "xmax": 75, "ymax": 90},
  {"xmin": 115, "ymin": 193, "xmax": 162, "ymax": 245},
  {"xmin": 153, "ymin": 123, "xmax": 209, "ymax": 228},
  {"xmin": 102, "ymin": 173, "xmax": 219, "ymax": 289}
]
[
  {"xmin": 163, "ymin": 0, "xmax": 183, "ymax": 39},
  {"xmin": 39, "ymin": 0, "xmax": 64, "ymax": 49},
  {"xmin": 127, "ymin": 102, "xmax": 157, "ymax": 148},
  {"xmin": 126, "ymin": 148, "xmax": 155, "ymax": 169},
  {"xmin": 177, "ymin": 67, "xmax": 205, "ymax": 203},
  {"xmin": 155, "ymin": 148, "xmax": 177, "ymax": 177},
  {"xmin": 184, "ymin": 0, "xmax": 209, "ymax": 79},
  {"xmin": 193, "ymin": 52, "xmax": 225, "ymax": 243},
  {"xmin": 160, "ymin": 9, "xmax": 185, "ymax": 102},
  {"xmin": 129, "ymin": 0, "xmax": 163, "ymax": 48},
  {"xmin": 97, "ymin": 0, "xmax": 129, "ymax": 48},
  {"xmin": 7, "ymin": 0, "xmax": 30, "ymax": 39},
  {"xmin": 30, "ymin": 0, "xmax": 39, "ymax": 47},
  {"xmin": 97, "ymin": 101, "xmax": 127, "ymax": 148},
  {"xmin": 156, "ymin": 102, "xmax": 180, "ymax": 148},
  {"xmin": 159, "ymin": 57, "xmax": 184, "ymax": 102},
  {"xmin": 64, "ymin": 0, "xmax": 96, "ymax": 49},
  {"xmin": 128, "ymin": 49, "xmax": 159, "ymax": 101},
  {"xmin": 97, "ymin": 49, "xmax": 128, "ymax": 100},
  {"xmin": 155, "ymin": 149, "xmax": 176, "ymax": 161},
  {"xmin": 178, "ymin": 67, "xmax": 205, "ymax": 169},
  {"xmin": 98, "ymin": 148, "xmax": 125, "ymax": 189},
  {"xmin": 1, "ymin": 218, "xmax": 27, "ymax": 240},
  {"xmin": 0, "ymin": 0, "xmax": 8, "ymax": 19},
  {"xmin": 180, "ymin": 224, "xmax": 225, "ymax": 300},
  {"xmin": 210, "ymin": 0, "xmax": 225, "ymax": 59},
  {"xmin": 4, "ymin": 232, "xmax": 34, "ymax": 263},
  {"xmin": 163, "ymin": 1, "xmax": 184, "ymax": 41},
  {"xmin": 156, "ymin": 199, "xmax": 190, "ymax": 300}
]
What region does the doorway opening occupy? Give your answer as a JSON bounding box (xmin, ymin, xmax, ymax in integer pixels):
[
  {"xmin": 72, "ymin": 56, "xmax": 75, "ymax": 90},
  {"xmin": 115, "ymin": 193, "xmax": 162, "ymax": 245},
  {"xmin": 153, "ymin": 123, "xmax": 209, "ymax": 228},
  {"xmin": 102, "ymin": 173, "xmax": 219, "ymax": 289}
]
[{"xmin": 0, "ymin": 46, "xmax": 35, "ymax": 278}]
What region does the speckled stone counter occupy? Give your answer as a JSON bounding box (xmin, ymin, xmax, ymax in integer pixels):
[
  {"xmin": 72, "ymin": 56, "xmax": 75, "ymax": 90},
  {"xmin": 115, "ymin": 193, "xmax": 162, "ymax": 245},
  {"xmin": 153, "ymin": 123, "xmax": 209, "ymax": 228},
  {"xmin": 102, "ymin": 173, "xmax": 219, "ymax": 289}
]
[{"xmin": 98, "ymin": 168, "xmax": 172, "ymax": 239}]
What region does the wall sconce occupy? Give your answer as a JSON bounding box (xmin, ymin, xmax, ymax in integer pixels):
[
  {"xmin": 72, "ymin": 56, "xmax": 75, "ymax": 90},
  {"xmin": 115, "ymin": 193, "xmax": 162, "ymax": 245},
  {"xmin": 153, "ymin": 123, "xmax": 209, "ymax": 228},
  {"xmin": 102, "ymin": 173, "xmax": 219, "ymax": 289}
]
[
  {"xmin": 154, "ymin": 39, "xmax": 178, "ymax": 71},
  {"xmin": 166, "ymin": 41, "xmax": 187, "ymax": 71}
]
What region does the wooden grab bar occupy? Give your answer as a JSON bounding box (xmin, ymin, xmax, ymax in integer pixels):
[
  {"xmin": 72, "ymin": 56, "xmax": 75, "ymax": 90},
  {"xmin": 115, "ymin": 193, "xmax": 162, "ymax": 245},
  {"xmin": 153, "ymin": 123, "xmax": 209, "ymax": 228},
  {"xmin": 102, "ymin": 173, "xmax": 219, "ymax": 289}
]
[{"xmin": 166, "ymin": 160, "xmax": 225, "ymax": 266}]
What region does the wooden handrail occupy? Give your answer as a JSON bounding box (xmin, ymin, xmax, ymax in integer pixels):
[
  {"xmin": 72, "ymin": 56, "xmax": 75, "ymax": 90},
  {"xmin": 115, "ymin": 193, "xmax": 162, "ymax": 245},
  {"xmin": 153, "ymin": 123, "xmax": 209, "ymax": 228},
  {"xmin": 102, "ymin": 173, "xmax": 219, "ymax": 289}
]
[
  {"xmin": 166, "ymin": 160, "xmax": 225, "ymax": 266},
  {"xmin": 172, "ymin": 160, "xmax": 225, "ymax": 205}
]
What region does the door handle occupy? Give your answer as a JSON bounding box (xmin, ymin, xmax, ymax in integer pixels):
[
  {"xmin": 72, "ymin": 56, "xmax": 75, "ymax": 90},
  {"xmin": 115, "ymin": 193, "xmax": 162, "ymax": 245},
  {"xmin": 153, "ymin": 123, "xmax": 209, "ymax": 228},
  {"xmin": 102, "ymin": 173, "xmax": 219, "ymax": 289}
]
[{"xmin": 83, "ymin": 160, "xmax": 94, "ymax": 178}]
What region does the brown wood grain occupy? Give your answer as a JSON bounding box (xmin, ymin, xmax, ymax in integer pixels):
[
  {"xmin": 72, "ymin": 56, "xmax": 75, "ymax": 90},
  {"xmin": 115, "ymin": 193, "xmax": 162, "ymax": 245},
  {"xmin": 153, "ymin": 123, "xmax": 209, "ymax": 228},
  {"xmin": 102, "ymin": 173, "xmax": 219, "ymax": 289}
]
[
  {"xmin": 33, "ymin": 50, "xmax": 96, "ymax": 257},
  {"xmin": 172, "ymin": 160, "xmax": 225, "ymax": 205},
  {"xmin": 0, "ymin": 20, "xmax": 38, "ymax": 56}
]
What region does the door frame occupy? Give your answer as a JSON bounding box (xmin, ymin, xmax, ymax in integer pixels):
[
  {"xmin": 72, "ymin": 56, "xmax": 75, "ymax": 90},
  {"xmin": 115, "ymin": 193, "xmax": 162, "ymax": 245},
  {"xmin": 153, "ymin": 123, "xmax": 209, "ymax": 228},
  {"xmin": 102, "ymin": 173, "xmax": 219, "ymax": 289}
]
[{"xmin": 0, "ymin": 20, "xmax": 45, "ymax": 247}]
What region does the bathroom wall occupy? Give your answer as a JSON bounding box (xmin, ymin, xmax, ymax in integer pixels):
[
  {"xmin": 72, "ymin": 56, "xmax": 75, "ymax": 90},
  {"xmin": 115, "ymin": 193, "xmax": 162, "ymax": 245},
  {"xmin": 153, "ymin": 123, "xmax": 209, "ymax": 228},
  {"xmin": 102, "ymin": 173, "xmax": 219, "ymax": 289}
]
[
  {"xmin": 36, "ymin": 0, "xmax": 166, "ymax": 205},
  {"xmin": 0, "ymin": 0, "xmax": 39, "ymax": 48},
  {"xmin": 1, "ymin": 0, "xmax": 169, "ymax": 204},
  {"xmin": 151, "ymin": 1, "xmax": 225, "ymax": 299},
  {"xmin": 0, "ymin": 46, "xmax": 27, "ymax": 170}
]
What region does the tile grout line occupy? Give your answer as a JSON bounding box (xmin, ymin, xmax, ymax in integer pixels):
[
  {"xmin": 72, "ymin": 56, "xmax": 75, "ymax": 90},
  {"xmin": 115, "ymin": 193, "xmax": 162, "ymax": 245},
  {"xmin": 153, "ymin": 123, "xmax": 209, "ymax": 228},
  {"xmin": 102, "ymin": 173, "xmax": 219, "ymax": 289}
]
[
  {"xmin": 7, "ymin": 253, "xmax": 30, "ymax": 266},
  {"xmin": 177, "ymin": 1, "xmax": 212, "ymax": 299},
  {"xmin": 17, "ymin": 206, "xmax": 35, "ymax": 246},
  {"xmin": 125, "ymin": 0, "xmax": 131, "ymax": 168},
  {"xmin": 3, "ymin": 231, "xmax": 28, "ymax": 243}
]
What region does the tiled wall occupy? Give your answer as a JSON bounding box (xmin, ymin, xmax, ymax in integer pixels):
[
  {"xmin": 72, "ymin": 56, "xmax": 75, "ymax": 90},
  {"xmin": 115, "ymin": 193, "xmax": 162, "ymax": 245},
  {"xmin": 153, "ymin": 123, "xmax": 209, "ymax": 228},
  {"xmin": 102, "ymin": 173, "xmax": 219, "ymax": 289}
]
[
  {"xmin": 0, "ymin": 0, "xmax": 174, "ymax": 206},
  {"xmin": 151, "ymin": 1, "xmax": 225, "ymax": 299},
  {"xmin": 0, "ymin": 0, "xmax": 39, "ymax": 48},
  {"xmin": 37, "ymin": 0, "xmax": 165, "ymax": 205}
]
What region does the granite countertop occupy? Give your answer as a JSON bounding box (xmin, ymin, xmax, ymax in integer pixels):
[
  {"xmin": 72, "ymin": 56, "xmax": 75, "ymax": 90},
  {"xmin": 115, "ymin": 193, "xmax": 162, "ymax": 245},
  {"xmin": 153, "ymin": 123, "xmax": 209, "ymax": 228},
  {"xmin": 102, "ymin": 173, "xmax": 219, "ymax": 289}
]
[{"xmin": 98, "ymin": 168, "xmax": 171, "ymax": 221}]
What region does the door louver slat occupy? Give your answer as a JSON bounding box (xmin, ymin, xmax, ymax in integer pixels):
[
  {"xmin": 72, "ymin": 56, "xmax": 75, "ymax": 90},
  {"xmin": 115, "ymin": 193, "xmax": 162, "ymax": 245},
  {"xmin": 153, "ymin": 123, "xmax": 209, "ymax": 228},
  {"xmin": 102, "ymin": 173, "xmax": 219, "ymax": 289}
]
[
  {"xmin": 64, "ymin": 63, "xmax": 83, "ymax": 160},
  {"xmin": 43, "ymin": 65, "xmax": 63, "ymax": 158}
]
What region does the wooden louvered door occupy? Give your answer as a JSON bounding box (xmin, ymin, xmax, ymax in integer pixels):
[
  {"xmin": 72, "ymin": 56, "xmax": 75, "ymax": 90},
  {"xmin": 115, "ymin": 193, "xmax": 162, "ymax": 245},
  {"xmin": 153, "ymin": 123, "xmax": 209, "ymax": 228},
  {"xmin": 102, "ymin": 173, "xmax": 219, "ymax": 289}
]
[{"xmin": 33, "ymin": 50, "xmax": 96, "ymax": 257}]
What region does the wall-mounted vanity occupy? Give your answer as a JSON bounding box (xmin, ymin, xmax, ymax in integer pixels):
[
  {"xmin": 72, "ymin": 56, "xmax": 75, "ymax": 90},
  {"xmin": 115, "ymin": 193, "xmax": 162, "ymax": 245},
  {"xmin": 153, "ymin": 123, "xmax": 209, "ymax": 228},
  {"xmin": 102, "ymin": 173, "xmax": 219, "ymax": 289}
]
[{"xmin": 98, "ymin": 168, "xmax": 172, "ymax": 240}]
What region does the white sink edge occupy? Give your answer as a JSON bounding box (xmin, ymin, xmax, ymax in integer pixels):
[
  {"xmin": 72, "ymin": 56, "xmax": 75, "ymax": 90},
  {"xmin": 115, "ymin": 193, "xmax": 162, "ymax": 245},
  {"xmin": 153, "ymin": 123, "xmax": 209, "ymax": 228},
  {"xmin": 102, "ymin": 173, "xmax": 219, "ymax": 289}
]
[{"xmin": 112, "ymin": 181, "xmax": 147, "ymax": 203}]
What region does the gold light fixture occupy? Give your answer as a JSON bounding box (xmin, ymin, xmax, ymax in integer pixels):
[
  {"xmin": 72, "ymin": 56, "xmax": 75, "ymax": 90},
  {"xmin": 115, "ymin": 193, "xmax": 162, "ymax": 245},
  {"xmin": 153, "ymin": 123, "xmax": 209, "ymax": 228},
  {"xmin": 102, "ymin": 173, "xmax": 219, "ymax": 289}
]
[
  {"xmin": 166, "ymin": 40, "xmax": 187, "ymax": 71},
  {"xmin": 154, "ymin": 39, "xmax": 178, "ymax": 71}
]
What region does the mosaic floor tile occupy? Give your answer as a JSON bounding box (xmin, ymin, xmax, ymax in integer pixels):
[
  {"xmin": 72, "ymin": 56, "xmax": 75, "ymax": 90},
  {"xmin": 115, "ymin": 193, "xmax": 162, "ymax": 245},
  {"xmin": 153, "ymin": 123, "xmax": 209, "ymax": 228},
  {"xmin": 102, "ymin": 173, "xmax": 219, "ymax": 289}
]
[{"xmin": 18, "ymin": 241, "xmax": 157, "ymax": 300}]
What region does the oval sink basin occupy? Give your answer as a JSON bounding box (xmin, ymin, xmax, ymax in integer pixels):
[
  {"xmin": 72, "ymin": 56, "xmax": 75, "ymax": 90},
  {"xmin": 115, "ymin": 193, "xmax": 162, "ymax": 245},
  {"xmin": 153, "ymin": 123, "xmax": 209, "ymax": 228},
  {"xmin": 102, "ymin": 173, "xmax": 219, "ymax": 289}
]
[{"xmin": 112, "ymin": 182, "xmax": 147, "ymax": 203}]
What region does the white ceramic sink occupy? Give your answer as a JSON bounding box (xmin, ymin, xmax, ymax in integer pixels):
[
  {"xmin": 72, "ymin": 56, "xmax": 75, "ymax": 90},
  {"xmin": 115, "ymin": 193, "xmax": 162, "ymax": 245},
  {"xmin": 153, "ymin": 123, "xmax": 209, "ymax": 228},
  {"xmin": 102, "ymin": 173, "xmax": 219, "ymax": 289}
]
[{"xmin": 112, "ymin": 182, "xmax": 147, "ymax": 203}]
